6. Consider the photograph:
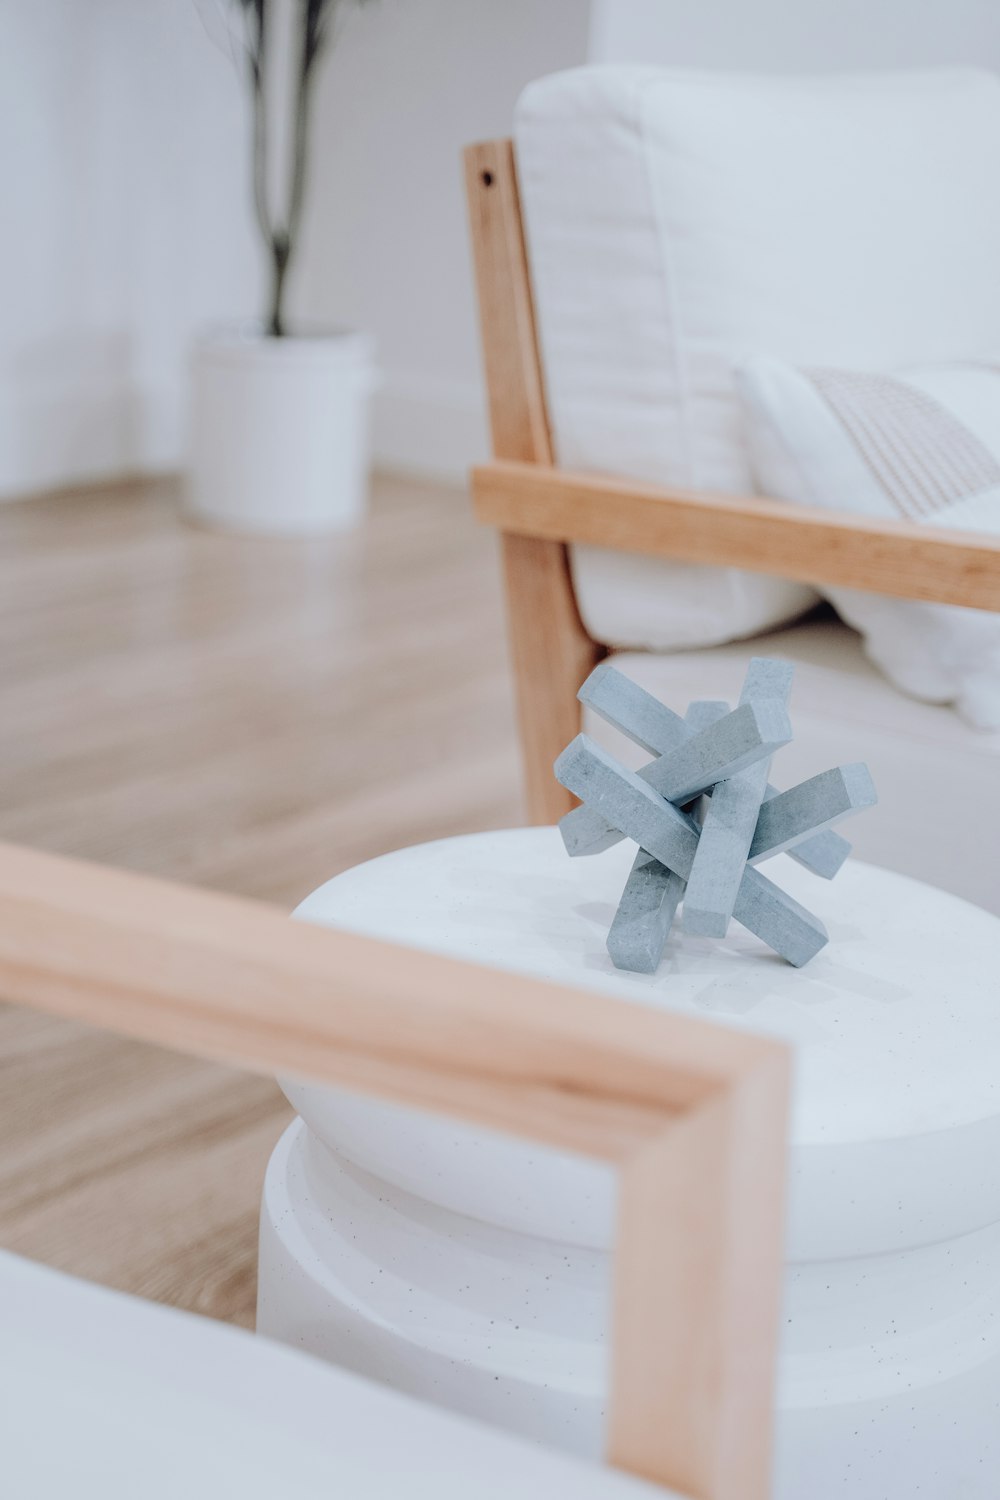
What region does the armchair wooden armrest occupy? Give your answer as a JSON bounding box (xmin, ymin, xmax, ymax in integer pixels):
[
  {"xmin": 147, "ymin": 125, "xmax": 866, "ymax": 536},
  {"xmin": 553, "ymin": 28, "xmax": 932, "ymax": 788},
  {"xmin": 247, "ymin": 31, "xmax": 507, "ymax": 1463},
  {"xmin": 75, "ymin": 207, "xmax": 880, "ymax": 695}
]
[
  {"xmin": 473, "ymin": 460, "xmax": 1000, "ymax": 613},
  {"xmin": 0, "ymin": 839, "xmax": 788, "ymax": 1500}
]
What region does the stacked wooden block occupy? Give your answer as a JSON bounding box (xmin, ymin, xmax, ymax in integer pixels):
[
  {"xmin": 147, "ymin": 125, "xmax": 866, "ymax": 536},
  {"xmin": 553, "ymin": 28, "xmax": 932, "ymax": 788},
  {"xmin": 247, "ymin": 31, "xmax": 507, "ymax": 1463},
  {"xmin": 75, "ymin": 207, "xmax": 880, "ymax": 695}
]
[{"xmin": 556, "ymin": 659, "xmax": 876, "ymax": 973}]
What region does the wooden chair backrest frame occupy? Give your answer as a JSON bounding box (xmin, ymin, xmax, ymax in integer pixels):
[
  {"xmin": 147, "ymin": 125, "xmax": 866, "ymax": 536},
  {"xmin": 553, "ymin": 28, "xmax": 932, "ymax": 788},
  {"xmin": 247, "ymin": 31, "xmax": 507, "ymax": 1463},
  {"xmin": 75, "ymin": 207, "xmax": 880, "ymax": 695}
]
[
  {"xmin": 464, "ymin": 140, "xmax": 603, "ymax": 824},
  {"xmin": 0, "ymin": 838, "xmax": 788, "ymax": 1500},
  {"xmin": 464, "ymin": 138, "xmax": 1000, "ymax": 826}
]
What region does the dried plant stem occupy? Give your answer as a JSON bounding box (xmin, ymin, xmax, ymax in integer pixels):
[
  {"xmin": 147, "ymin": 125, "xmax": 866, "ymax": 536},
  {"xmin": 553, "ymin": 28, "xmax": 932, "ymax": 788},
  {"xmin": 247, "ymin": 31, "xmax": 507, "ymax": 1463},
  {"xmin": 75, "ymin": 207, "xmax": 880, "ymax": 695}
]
[{"xmin": 245, "ymin": 0, "xmax": 328, "ymax": 337}]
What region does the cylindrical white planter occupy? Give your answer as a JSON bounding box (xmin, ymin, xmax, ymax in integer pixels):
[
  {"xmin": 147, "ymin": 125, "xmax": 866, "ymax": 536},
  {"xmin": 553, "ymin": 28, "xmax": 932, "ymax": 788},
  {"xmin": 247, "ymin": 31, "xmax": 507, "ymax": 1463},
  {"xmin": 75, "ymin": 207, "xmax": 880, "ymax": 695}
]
[
  {"xmin": 258, "ymin": 831, "xmax": 1000, "ymax": 1497},
  {"xmin": 188, "ymin": 325, "xmax": 375, "ymax": 535}
]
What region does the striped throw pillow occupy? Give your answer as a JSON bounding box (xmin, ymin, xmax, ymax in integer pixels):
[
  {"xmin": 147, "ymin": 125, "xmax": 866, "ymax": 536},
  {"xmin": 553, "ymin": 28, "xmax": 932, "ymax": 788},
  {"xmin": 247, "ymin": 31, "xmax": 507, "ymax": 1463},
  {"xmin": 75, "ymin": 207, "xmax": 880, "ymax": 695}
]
[{"xmin": 736, "ymin": 356, "xmax": 1000, "ymax": 729}]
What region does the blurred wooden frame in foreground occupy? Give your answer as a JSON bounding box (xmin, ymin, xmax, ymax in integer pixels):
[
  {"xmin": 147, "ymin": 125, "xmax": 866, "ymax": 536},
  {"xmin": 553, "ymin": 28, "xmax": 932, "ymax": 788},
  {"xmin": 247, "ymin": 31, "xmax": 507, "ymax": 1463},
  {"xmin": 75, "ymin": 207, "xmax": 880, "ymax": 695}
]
[{"xmin": 0, "ymin": 838, "xmax": 789, "ymax": 1500}]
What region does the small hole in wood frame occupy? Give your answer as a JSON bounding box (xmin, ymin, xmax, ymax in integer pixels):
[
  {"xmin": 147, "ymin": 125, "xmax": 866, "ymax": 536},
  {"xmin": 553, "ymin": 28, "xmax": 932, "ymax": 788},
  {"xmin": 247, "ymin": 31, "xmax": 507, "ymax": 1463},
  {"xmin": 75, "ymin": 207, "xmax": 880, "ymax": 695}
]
[{"xmin": 481, "ymin": 170, "xmax": 494, "ymax": 187}]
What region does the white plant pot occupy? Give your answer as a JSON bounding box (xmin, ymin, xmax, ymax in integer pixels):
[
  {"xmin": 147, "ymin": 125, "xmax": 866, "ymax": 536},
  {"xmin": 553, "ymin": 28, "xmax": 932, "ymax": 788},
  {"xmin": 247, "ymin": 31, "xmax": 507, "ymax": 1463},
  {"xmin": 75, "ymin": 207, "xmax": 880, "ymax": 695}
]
[{"xmin": 187, "ymin": 325, "xmax": 376, "ymax": 536}]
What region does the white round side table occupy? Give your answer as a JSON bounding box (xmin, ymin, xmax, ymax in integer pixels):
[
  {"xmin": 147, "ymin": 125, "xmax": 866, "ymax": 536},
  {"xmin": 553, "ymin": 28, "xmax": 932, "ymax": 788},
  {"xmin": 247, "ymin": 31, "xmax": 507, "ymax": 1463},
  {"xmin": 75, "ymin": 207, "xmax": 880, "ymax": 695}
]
[{"xmin": 257, "ymin": 829, "xmax": 1000, "ymax": 1499}]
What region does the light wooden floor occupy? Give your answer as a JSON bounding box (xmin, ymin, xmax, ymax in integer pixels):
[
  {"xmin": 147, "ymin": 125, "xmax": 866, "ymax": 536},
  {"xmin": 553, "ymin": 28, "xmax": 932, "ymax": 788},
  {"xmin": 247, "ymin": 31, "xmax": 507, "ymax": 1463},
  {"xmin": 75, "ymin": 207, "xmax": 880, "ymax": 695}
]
[{"xmin": 0, "ymin": 471, "xmax": 522, "ymax": 1327}]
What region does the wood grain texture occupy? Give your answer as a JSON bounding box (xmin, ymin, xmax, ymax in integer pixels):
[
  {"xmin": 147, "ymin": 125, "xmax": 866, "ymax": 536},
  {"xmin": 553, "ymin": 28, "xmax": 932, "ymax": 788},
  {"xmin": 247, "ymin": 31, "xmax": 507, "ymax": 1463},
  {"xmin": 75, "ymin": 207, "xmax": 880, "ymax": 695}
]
[
  {"xmin": 0, "ymin": 470, "xmax": 522, "ymax": 1327},
  {"xmin": 0, "ymin": 1005, "xmax": 282, "ymax": 1324},
  {"xmin": 473, "ymin": 459, "xmax": 1000, "ymax": 612},
  {"xmin": 498, "ymin": 531, "xmax": 603, "ymax": 818},
  {"xmin": 463, "ymin": 140, "xmax": 553, "ymax": 469},
  {"xmin": 465, "ymin": 141, "xmax": 603, "ymax": 823},
  {"xmin": 0, "ymin": 839, "xmax": 777, "ymax": 1159},
  {"xmin": 612, "ymin": 1062, "xmax": 788, "ymax": 1500},
  {"xmin": 0, "ymin": 835, "xmax": 789, "ymax": 1500}
]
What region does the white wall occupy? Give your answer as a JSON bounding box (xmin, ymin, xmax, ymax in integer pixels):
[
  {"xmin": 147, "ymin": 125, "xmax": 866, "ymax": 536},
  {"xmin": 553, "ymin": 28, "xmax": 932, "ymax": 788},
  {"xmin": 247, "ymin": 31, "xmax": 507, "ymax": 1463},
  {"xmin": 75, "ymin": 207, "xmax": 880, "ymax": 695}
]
[
  {"xmin": 7, "ymin": 0, "xmax": 1000, "ymax": 497},
  {"xmin": 588, "ymin": 0, "xmax": 1000, "ymax": 70},
  {"xmin": 297, "ymin": 0, "xmax": 1000, "ymax": 480},
  {"xmin": 2, "ymin": 0, "xmax": 588, "ymax": 497},
  {"xmin": 295, "ymin": 0, "xmax": 590, "ymax": 480},
  {"xmin": 0, "ymin": 0, "xmax": 259, "ymax": 499}
]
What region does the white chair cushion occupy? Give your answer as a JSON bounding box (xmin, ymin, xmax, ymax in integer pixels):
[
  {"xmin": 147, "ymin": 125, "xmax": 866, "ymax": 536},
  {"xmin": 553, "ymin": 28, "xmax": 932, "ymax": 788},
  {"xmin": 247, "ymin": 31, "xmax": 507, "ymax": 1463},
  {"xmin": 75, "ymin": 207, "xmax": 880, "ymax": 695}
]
[
  {"xmin": 514, "ymin": 65, "xmax": 1000, "ymax": 651},
  {"xmin": 737, "ymin": 355, "xmax": 1000, "ymax": 727},
  {"xmin": 586, "ymin": 617, "xmax": 1000, "ymax": 917},
  {"xmin": 0, "ymin": 1251, "xmax": 667, "ymax": 1500}
]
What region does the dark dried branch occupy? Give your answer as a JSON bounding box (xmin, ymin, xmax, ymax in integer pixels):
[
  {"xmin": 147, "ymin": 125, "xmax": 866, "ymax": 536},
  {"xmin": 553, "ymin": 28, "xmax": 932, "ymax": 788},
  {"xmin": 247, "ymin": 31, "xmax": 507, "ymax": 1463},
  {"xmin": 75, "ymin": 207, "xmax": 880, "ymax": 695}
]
[{"xmin": 231, "ymin": 0, "xmax": 362, "ymax": 335}]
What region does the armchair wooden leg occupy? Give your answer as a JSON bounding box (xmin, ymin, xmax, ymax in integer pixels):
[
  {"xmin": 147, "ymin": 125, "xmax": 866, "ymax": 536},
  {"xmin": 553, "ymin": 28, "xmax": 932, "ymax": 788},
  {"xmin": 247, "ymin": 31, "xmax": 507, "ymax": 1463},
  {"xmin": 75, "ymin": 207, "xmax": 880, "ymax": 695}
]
[{"xmin": 501, "ymin": 532, "xmax": 605, "ymax": 824}]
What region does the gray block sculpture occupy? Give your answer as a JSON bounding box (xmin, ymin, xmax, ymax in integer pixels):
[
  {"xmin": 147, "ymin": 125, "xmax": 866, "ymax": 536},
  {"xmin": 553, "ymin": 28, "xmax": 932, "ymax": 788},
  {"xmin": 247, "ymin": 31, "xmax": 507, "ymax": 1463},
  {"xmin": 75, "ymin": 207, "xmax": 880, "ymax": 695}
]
[
  {"xmin": 565, "ymin": 674, "xmax": 854, "ymax": 878},
  {"xmin": 556, "ymin": 658, "xmax": 877, "ymax": 975}
]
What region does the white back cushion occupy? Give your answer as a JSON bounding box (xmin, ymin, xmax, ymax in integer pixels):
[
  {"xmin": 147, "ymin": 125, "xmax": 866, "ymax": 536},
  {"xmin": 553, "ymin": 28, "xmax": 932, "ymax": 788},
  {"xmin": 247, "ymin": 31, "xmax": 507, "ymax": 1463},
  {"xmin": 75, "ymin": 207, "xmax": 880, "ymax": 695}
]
[{"xmin": 514, "ymin": 66, "xmax": 1000, "ymax": 649}]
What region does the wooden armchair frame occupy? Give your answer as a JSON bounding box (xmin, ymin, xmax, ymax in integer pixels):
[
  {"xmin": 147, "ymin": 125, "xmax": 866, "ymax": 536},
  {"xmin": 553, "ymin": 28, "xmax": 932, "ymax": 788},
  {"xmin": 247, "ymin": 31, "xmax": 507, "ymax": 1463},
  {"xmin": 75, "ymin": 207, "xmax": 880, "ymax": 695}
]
[
  {"xmin": 0, "ymin": 838, "xmax": 788, "ymax": 1500},
  {"xmin": 464, "ymin": 139, "xmax": 1000, "ymax": 825}
]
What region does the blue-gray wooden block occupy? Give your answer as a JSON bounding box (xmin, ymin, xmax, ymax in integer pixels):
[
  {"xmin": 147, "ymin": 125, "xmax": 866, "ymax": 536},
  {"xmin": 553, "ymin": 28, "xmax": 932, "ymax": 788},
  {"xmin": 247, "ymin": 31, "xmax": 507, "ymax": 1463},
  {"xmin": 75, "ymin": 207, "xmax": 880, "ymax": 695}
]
[
  {"xmin": 749, "ymin": 763, "xmax": 877, "ymax": 864},
  {"xmin": 559, "ymin": 693, "xmax": 780, "ymax": 854},
  {"xmin": 685, "ymin": 697, "xmax": 850, "ymax": 879},
  {"xmin": 559, "ymin": 803, "xmax": 627, "ymax": 857},
  {"xmin": 684, "ymin": 700, "xmax": 730, "ymax": 730},
  {"xmin": 578, "ymin": 660, "xmax": 688, "ymax": 756},
  {"xmin": 683, "ymin": 662, "xmax": 792, "ymax": 937},
  {"xmin": 681, "ymin": 701, "xmax": 729, "ymax": 827},
  {"xmin": 559, "ymin": 694, "xmax": 726, "ymax": 856},
  {"xmin": 781, "ymin": 821, "xmax": 851, "ymax": 879},
  {"xmin": 555, "ymin": 735, "xmax": 829, "ymax": 966},
  {"xmin": 606, "ymin": 851, "xmax": 685, "ymax": 974},
  {"xmin": 641, "ymin": 698, "xmax": 792, "ymax": 804},
  {"xmin": 731, "ymin": 865, "xmax": 828, "ymax": 968},
  {"xmin": 559, "ymin": 664, "xmax": 691, "ymax": 856},
  {"xmin": 741, "ymin": 656, "xmax": 795, "ymax": 700},
  {"xmin": 554, "ymin": 736, "xmax": 701, "ymax": 876}
]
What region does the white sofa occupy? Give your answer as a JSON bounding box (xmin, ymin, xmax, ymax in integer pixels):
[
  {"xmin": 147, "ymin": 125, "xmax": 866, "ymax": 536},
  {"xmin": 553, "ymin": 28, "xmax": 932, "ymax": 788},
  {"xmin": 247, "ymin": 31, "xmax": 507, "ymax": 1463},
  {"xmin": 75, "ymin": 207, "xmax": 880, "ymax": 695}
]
[{"xmin": 509, "ymin": 66, "xmax": 1000, "ymax": 914}]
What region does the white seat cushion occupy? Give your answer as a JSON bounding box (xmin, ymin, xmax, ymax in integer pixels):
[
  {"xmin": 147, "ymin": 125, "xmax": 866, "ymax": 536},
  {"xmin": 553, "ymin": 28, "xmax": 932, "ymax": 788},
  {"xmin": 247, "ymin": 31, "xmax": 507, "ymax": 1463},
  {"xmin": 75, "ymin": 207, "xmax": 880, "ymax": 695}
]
[
  {"xmin": 515, "ymin": 65, "xmax": 1000, "ymax": 652},
  {"xmin": 737, "ymin": 354, "xmax": 1000, "ymax": 728},
  {"xmin": 585, "ymin": 616, "xmax": 1000, "ymax": 916},
  {"xmin": 0, "ymin": 1251, "xmax": 667, "ymax": 1500}
]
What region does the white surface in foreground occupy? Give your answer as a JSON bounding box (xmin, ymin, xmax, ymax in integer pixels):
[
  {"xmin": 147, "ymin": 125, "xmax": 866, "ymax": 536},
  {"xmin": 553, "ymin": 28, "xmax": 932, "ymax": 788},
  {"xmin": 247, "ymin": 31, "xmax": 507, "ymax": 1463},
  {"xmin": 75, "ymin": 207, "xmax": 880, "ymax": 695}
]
[{"xmin": 0, "ymin": 1250, "xmax": 672, "ymax": 1500}]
